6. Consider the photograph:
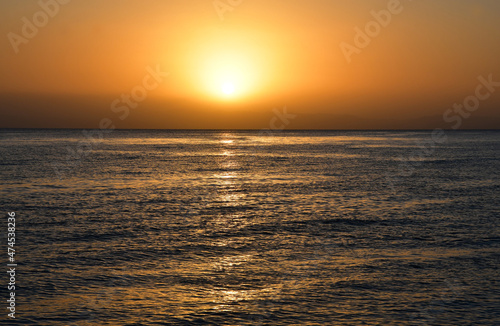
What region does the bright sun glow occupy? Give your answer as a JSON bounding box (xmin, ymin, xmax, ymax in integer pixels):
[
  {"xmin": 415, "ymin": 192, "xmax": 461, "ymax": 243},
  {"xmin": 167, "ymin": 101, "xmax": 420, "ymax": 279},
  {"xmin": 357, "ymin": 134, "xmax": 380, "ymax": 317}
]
[
  {"xmin": 202, "ymin": 59, "xmax": 250, "ymax": 100},
  {"xmin": 221, "ymin": 82, "xmax": 236, "ymax": 96},
  {"xmin": 182, "ymin": 31, "xmax": 274, "ymax": 101}
]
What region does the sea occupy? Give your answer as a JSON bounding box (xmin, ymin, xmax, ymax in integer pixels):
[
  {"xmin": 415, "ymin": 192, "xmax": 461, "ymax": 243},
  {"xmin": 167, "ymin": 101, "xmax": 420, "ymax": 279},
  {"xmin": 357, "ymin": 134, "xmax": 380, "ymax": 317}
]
[{"xmin": 0, "ymin": 129, "xmax": 499, "ymax": 325}]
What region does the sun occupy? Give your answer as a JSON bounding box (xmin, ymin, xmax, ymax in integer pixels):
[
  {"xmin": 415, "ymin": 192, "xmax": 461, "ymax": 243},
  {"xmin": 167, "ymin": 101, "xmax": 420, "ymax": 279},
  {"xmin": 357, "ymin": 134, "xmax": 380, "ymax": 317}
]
[
  {"xmin": 180, "ymin": 30, "xmax": 277, "ymax": 101},
  {"xmin": 221, "ymin": 82, "xmax": 236, "ymax": 96}
]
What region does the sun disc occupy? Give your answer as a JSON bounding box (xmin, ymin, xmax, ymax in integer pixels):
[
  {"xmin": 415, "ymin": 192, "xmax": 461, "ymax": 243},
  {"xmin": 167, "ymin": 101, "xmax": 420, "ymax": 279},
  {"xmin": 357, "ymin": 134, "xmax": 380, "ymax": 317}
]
[{"xmin": 222, "ymin": 82, "xmax": 235, "ymax": 96}]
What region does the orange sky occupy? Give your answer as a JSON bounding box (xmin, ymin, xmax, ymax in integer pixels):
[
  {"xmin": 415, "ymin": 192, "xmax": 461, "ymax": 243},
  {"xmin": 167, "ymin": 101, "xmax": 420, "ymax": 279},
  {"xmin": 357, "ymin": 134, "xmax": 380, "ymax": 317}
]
[{"xmin": 1, "ymin": 0, "xmax": 499, "ymax": 129}]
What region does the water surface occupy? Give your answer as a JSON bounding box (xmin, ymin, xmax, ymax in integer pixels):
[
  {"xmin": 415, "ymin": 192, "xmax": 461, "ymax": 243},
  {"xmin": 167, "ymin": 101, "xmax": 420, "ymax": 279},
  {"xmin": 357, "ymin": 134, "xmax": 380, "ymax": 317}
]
[{"xmin": 1, "ymin": 130, "xmax": 499, "ymax": 325}]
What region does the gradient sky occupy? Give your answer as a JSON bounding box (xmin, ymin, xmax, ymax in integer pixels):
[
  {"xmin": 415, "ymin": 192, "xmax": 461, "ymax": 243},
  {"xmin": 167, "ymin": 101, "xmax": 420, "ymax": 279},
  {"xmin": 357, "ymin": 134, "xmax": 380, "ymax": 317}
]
[{"xmin": 1, "ymin": 0, "xmax": 500, "ymax": 129}]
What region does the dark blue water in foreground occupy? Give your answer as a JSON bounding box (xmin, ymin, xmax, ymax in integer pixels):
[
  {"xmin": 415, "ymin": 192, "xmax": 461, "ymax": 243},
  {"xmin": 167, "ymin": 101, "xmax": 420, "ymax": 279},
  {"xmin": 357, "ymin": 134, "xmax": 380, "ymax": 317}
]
[{"xmin": 1, "ymin": 130, "xmax": 499, "ymax": 325}]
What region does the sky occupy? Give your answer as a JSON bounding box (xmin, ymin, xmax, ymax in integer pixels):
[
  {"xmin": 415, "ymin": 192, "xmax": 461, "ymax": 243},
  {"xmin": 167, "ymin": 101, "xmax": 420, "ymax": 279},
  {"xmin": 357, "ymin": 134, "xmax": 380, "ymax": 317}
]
[{"xmin": 1, "ymin": 0, "xmax": 500, "ymax": 129}]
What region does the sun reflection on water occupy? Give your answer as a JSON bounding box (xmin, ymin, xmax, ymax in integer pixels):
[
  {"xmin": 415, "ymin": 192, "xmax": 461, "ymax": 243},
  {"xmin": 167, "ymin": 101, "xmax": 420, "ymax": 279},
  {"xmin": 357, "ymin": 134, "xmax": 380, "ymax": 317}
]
[{"xmin": 204, "ymin": 134, "xmax": 270, "ymax": 314}]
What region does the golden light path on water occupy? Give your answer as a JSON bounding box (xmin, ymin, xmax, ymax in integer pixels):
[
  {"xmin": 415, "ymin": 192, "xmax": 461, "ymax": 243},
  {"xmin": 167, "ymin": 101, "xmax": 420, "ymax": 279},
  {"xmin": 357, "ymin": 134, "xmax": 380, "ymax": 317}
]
[{"xmin": 210, "ymin": 134, "xmax": 262, "ymax": 313}]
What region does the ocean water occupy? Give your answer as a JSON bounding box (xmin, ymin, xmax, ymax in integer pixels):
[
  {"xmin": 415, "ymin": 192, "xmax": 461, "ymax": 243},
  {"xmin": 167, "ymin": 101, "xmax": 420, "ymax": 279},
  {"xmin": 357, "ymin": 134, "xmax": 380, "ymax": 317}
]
[{"xmin": 0, "ymin": 129, "xmax": 499, "ymax": 325}]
